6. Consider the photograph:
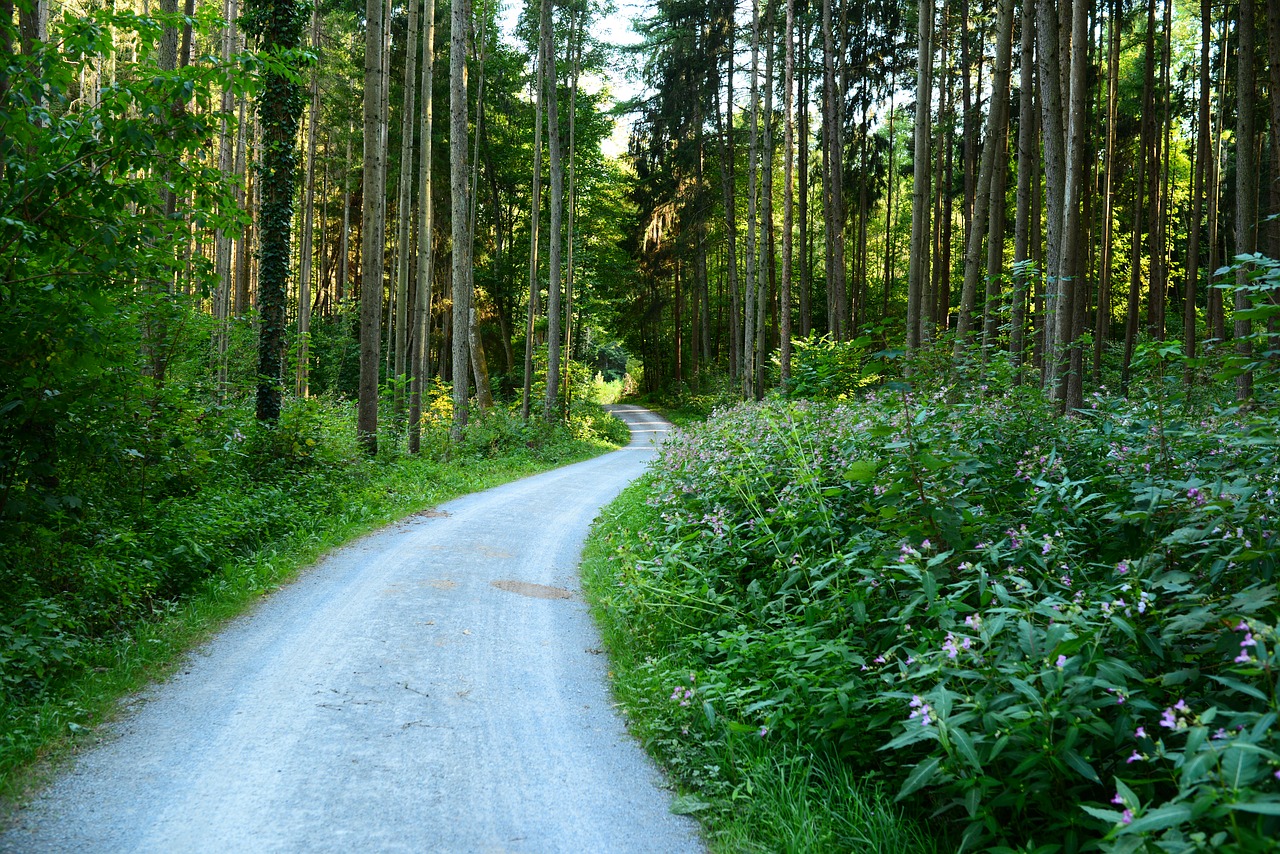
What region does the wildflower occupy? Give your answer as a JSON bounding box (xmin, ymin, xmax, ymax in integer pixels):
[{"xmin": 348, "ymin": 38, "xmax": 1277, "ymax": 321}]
[
  {"xmin": 758, "ymin": 726, "xmax": 768, "ymax": 738},
  {"xmin": 943, "ymin": 634, "xmax": 959, "ymax": 660},
  {"xmin": 1241, "ymin": 632, "xmax": 1258, "ymax": 648},
  {"xmin": 1111, "ymin": 793, "xmax": 1124, "ymax": 805},
  {"xmin": 1055, "ymin": 655, "xmax": 1067, "ymax": 669},
  {"xmin": 1213, "ymin": 728, "xmax": 1228, "ymax": 740},
  {"xmin": 1121, "ymin": 809, "xmax": 1134, "ymax": 825},
  {"xmin": 1116, "ymin": 560, "xmax": 1129, "ymax": 575},
  {"xmin": 1160, "ymin": 708, "xmax": 1178, "ymax": 729},
  {"xmin": 1127, "ymin": 751, "xmax": 1142, "ymax": 763},
  {"xmin": 908, "ymin": 695, "xmax": 934, "ymax": 726},
  {"xmin": 1135, "ymin": 726, "xmax": 1147, "ymax": 739},
  {"xmin": 965, "ymin": 614, "xmax": 982, "ymax": 630}
]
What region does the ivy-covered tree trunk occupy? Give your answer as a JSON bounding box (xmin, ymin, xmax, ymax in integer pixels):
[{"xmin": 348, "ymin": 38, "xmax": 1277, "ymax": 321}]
[{"xmin": 247, "ymin": 0, "xmax": 306, "ymax": 423}]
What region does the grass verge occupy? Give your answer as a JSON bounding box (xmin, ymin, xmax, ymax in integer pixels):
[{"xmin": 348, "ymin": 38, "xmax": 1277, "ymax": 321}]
[
  {"xmin": 580, "ymin": 478, "xmax": 940, "ymax": 853},
  {"xmin": 0, "ymin": 423, "xmax": 619, "ymax": 809}
]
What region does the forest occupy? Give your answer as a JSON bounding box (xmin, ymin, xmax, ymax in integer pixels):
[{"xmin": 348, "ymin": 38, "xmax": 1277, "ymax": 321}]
[{"xmin": 2, "ymin": 0, "xmax": 1280, "ymax": 845}]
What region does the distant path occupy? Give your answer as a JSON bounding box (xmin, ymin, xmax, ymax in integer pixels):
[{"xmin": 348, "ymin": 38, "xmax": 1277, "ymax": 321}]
[{"xmin": 2, "ymin": 405, "xmax": 702, "ymax": 853}]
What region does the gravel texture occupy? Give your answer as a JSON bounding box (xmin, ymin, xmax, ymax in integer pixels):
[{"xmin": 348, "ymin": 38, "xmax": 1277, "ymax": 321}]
[{"xmin": 2, "ymin": 405, "xmax": 702, "ymax": 853}]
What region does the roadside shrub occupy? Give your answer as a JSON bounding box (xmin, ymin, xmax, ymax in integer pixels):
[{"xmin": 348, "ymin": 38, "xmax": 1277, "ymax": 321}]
[{"xmin": 607, "ymin": 389, "xmax": 1280, "ymax": 851}]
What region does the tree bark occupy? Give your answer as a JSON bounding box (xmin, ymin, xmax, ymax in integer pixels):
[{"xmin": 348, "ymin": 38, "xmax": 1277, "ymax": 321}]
[
  {"xmin": 954, "ymin": 0, "xmax": 1014, "ymax": 357},
  {"xmin": 296, "ymin": 0, "xmax": 321, "ymax": 399},
  {"xmin": 780, "ymin": 0, "xmax": 795, "ymax": 382},
  {"xmin": 358, "ymin": 0, "xmax": 387, "ymax": 451},
  {"xmin": 542, "ymin": 0, "xmax": 564, "ymax": 421},
  {"xmin": 409, "ymin": 0, "xmax": 436, "ymax": 454},
  {"xmin": 450, "ymin": 0, "xmax": 472, "ymax": 437},
  {"xmin": 821, "ymin": 0, "xmax": 847, "ymax": 342},
  {"xmin": 906, "ymin": 0, "xmax": 934, "ymax": 352},
  {"xmin": 522, "ymin": 15, "xmax": 545, "ymax": 421},
  {"xmin": 393, "ymin": 0, "xmax": 421, "ymax": 420},
  {"xmin": 1234, "ymin": 0, "xmax": 1257, "ymax": 402}
]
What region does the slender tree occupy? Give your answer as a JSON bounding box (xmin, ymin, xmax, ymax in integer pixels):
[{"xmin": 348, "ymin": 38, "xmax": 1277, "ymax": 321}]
[
  {"xmin": 1234, "ymin": 0, "xmax": 1257, "ymax": 402},
  {"xmin": 906, "ymin": 0, "xmax": 934, "ymax": 352},
  {"xmin": 358, "ymin": 0, "xmax": 387, "ymax": 451},
  {"xmin": 450, "ymin": 0, "xmax": 472, "ymax": 438},
  {"xmin": 408, "ymin": 0, "xmax": 437, "ymax": 454}
]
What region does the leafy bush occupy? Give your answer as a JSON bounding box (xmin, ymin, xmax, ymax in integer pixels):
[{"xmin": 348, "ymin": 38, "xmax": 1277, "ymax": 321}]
[
  {"xmin": 597, "ymin": 388, "xmax": 1280, "ymax": 851},
  {"xmin": 783, "ymin": 335, "xmax": 885, "ymax": 400}
]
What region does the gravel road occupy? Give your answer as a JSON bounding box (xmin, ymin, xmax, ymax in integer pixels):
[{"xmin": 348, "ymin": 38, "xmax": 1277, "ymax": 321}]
[{"xmin": 1, "ymin": 405, "xmax": 702, "ymax": 854}]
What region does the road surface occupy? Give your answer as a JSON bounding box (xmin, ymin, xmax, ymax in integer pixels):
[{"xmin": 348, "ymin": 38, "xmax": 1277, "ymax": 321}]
[{"xmin": 1, "ymin": 405, "xmax": 701, "ymax": 854}]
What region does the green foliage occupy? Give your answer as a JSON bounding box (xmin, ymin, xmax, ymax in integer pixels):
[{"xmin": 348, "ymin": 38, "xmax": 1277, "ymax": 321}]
[
  {"xmin": 0, "ymin": 7, "xmax": 244, "ymax": 521},
  {"xmin": 783, "ymin": 335, "xmax": 885, "ymax": 401},
  {"xmin": 588, "ymin": 385, "xmax": 1280, "ymax": 851}
]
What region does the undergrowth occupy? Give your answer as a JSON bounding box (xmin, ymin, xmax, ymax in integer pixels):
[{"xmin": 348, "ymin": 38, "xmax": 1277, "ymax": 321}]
[
  {"xmin": 582, "ymin": 479, "xmax": 942, "ymax": 853},
  {"xmin": 583, "ymin": 381, "xmax": 1280, "ymax": 853}
]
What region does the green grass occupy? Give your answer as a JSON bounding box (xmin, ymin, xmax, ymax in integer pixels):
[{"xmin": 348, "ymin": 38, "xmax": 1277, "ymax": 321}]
[
  {"xmin": 0, "ymin": 429, "xmax": 618, "ymax": 809},
  {"xmin": 580, "ymin": 480, "xmax": 940, "ymax": 853}
]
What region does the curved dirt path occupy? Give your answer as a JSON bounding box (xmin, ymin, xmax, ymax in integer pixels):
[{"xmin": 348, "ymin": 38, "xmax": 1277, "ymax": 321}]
[{"xmin": 2, "ymin": 406, "xmax": 702, "ymax": 853}]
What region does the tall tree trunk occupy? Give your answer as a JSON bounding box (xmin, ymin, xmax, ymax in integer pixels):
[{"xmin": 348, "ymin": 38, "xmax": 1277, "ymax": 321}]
[
  {"xmin": 1059, "ymin": 0, "xmax": 1089, "ymax": 411},
  {"xmin": 757, "ymin": 0, "xmax": 775, "ymax": 397},
  {"xmin": 450, "ymin": 0, "xmax": 472, "ymax": 436},
  {"xmin": 339, "ymin": 125, "xmax": 352, "ymax": 303},
  {"xmin": 358, "ymin": 0, "xmax": 387, "ymax": 451},
  {"xmin": 714, "ymin": 42, "xmax": 741, "ymax": 381},
  {"xmin": 955, "ymin": 0, "xmax": 1015, "ymax": 357},
  {"xmin": 743, "ymin": 0, "xmax": 761, "ymax": 397},
  {"xmin": 821, "ymin": 0, "xmax": 847, "ymax": 342},
  {"xmin": 561, "ymin": 10, "xmax": 582, "ymax": 416},
  {"xmin": 1234, "ymin": 0, "xmax": 1257, "ymax": 402},
  {"xmin": 214, "ymin": 0, "xmax": 239, "ymax": 397},
  {"xmin": 907, "ymin": 0, "xmax": 934, "ymax": 352},
  {"xmin": 1010, "ymin": 0, "xmax": 1032, "ymax": 378},
  {"xmin": 233, "ymin": 96, "xmax": 253, "ymax": 316},
  {"xmin": 542, "ymin": 0, "xmax": 564, "ymax": 421},
  {"xmin": 467, "ymin": 0, "xmax": 493, "ymax": 414},
  {"xmin": 251, "ymin": 0, "xmax": 306, "ymax": 423},
  {"xmin": 1183, "ymin": 0, "xmax": 1211, "ymax": 380},
  {"xmin": 296, "ymin": 0, "xmax": 321, "ymax": 399},
  {"xmin": 780, "ymin": 0, "xmax": 795, "ymax": 382},
  {"xmin": 798, "ymin": 21, "xmax": 811, "ymax": 338},
  {"xmin": 522, "ymin": 15, "xmax": 545, "ymax": 421},
  {"xmin": 1036, "ymin": 0, "xmax": 1067, "ymax": 392},
  {"xmin": 409, "ymin": 0, "xmax": 436, "ymax": 454},
  {"xmin": 1093, "ymin": 0, "xmax": 1119, "ymax": 380},
  {"xmin": 1206, "ymin": 13, "xmax": 1228, "ymax": 342},
  {"xmin": 392, "ymin": 0, "xmax": 421, "ymax": 420}
]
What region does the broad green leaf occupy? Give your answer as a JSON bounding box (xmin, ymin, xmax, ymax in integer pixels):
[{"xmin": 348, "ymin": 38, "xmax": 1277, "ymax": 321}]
[{"xmin": 896, "ymin": 756, "xmax": 944, "ymax": 801}]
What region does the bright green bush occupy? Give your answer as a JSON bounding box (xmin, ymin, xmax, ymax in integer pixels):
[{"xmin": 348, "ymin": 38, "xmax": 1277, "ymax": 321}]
[{"xmin": 603, "ymin": 389, "xmax": 1280, "ymax": 852}]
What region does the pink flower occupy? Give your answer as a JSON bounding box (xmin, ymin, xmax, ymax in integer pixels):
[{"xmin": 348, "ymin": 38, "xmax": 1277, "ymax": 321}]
[
  {"xmin": 1127, "ymin": 751, "xmax": 1142, "ymax": 763},
  {"xmin": 1111, "ymin": 792, "xmax": 1124, "ymax": 805},
  {"xmin": 758, "ymin": 726, "xmax": 768, "ymax": 737},
  {"xmin": 1121, "ymin": 809, "xmax": 1134, "ymax": 825},
  {"xmin": 1055, "ymin": 655, "xmax": 1067, "ymax": 668}
]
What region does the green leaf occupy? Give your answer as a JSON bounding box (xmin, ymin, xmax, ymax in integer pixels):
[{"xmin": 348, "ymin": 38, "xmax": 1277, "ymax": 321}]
[
  {"xmin": 950, "ymin": 727, "xmax": 982, "ymax": 771},
  {"xmin": 670, "ymin": 794, "xmax": 713, "ymax": 815},
  {"xmin": 1062, "ymin": 749, "xmax": 1101, "ymax": 784},
  {"xmin": 1226, "ymin": 800, "xmax": 1280, "ymax": 816},
  {"xmin": 896, "ymin": 756, "xmax": 944, "ymax": 801},
  {"xmin": 1118, "ymin": 804, "xmax": 1192, "ymax": 835},
  {"xmin": 843, "ymin": 460, "xmax": 878, "ymax": 482}
]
